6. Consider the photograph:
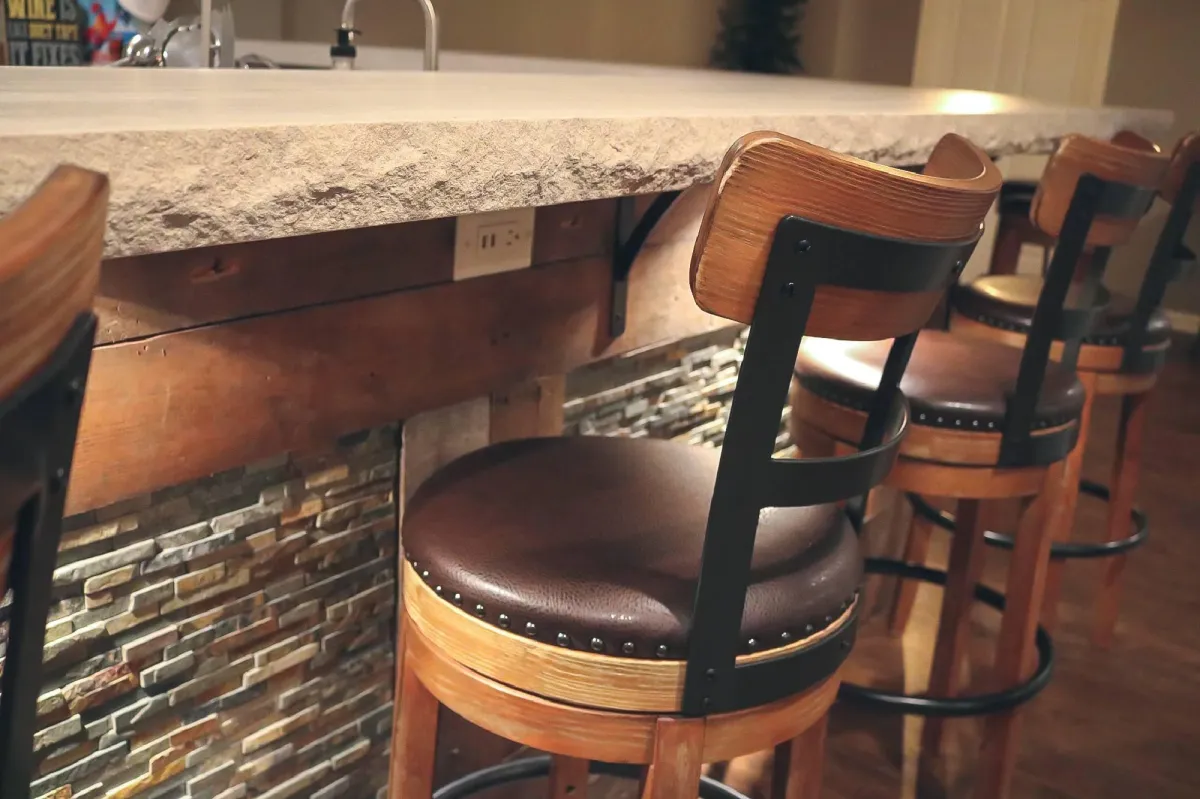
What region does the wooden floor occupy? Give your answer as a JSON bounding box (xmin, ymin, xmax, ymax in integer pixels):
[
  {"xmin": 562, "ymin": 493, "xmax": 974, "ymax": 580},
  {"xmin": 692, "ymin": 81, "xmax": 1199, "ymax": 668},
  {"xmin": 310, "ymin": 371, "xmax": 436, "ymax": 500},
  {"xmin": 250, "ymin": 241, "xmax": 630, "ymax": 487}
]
[{"xmin": 813, "ymin": 347, "xmax": 1200, "ymax": 799}]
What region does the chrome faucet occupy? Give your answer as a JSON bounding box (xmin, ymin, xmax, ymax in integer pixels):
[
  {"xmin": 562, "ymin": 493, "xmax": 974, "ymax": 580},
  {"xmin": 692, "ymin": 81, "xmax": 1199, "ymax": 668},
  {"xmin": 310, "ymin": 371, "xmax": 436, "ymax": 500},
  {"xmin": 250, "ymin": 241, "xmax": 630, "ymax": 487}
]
[{"xmin": 336, "ymin": 0, "xmax": 439, "ymax": 71}]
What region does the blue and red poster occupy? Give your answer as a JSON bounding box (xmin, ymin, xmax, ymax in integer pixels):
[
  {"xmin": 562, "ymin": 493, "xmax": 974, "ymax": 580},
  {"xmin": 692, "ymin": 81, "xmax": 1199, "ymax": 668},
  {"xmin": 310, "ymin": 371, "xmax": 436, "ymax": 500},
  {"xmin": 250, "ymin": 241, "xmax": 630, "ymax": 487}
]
[{"xmin": 2, "ymin": 0, "xmax": 140, "ymax": 65}]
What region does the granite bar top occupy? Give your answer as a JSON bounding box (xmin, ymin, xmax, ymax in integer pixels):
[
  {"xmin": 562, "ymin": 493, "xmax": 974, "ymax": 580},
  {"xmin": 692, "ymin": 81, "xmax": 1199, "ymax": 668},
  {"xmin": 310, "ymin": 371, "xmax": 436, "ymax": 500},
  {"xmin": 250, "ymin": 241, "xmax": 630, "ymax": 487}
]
[{"xmin": 0, "ymin": 66, "xmax": 1172, "ymax": 257}]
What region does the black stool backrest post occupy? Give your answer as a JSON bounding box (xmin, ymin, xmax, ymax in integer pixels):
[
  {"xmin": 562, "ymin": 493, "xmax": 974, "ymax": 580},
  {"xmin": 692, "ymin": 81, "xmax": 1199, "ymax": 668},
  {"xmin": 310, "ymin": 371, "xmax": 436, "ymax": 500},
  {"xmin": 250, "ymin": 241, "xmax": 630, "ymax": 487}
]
[
  {"xmin": 1122, "ymin": 133, "xmax": 1200, "ymax": 371},
  {"xmin": 679, "ymin": 133, "xmax": 1001, "ymax": 716},
  {"xmin": 0, "ymin": 166, "xmax": 108, "ymax": 799},
  {"xmin": 1000, "ymin": 136, "xmax": 1169, "ymax": 466}
]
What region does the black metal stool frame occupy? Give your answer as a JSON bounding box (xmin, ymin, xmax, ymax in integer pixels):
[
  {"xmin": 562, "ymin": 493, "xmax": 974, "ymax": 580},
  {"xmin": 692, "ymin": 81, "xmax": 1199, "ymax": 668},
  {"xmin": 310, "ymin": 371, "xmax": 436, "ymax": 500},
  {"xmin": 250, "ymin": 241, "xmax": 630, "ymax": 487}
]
[
  {"xmin": 680, "ymin": 213, "xmax": 979, "ymax": 716},
  {"xmin": 0, "ymin": 313, "xmax": 97, "ymax": 799}
]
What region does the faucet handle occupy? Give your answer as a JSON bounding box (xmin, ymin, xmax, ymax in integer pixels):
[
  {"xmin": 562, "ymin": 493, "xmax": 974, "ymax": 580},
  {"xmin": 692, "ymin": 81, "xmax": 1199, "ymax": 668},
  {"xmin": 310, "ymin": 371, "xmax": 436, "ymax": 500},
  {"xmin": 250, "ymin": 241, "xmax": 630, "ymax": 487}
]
[{"xmin": 331, "ymin": 27, "xmax": 360, "ymax": 70}]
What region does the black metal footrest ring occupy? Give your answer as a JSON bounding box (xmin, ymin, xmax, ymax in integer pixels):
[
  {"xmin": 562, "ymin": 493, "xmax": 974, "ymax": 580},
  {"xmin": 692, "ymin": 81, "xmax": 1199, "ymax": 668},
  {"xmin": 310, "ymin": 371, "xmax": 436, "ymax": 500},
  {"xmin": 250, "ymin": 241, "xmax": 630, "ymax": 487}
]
[
  {"xmin": 908, "ymin": 483, "xmax": 1148, "ymax": 560},
  {"xmin": 836, "ymin": 558, "xmax": 1054, "ymax": 718},
  {"xmin": 433, "ymin": 754, "xmax": 750, "ymax": 799}
]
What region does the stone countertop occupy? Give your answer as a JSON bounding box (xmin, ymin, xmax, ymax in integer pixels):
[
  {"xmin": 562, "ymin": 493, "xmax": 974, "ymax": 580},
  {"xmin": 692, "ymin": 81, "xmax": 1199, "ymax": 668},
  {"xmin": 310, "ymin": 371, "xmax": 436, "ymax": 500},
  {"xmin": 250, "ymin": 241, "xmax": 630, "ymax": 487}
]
[{"xmin": 0, "ymin": 66, "xmax": 1172, "ymax": 257}]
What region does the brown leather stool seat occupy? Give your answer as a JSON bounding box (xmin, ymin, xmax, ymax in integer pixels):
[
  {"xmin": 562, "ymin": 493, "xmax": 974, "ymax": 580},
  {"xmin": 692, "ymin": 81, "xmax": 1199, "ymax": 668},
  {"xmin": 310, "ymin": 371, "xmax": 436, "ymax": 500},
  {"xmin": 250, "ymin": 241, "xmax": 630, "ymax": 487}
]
[
  {"xmin": 954, "ymin": 274, "xmax": 1172, "ymax": 349},
  {"xmin": 794, "ymin": 331, "xmax": 1085, "ymax": 456},
  {"xmin": 403, "ymin": 436, "xmax": 861, "ymax": 660}
]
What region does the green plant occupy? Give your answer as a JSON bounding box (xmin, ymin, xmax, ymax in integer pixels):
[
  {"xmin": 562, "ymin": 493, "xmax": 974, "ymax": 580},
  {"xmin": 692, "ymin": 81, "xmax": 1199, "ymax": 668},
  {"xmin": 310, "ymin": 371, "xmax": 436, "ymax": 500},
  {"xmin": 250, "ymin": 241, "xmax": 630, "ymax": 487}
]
[{"xmin": 711, "ymin": 0, "xmax": 807, "ymax": 74}]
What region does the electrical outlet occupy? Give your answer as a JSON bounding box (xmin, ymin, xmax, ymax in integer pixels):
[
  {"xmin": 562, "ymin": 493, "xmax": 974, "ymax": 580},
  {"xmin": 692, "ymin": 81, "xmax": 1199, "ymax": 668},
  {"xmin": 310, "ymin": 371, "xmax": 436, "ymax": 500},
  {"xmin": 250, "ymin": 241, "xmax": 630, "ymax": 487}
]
[{"xmin": 454, "ymin": 208, "xmax": 536, "ymax": 280}]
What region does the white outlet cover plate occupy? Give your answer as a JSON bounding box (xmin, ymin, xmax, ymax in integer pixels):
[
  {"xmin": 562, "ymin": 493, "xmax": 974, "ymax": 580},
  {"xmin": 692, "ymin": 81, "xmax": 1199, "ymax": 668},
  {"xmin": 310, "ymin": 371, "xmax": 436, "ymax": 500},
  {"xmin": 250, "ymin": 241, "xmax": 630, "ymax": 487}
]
[{"xmin": 453, "ymin": 207, "xmax": 536, "ymax": 281}]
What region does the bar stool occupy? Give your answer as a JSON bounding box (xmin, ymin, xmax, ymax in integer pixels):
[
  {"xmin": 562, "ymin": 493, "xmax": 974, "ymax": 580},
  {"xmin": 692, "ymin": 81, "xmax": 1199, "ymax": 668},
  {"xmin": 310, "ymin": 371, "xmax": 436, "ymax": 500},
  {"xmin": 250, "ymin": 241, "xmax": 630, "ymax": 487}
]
[
  {"xmin": 0, "ymin": 166, "xmax": 109, "ymax": 799},
  {"xmin": 389, "ymin": 133, "xmax": 1000, "ymax": 799},
  {"xmin": 949, "ymin": 133, "xmax": 1198, "ymax": 646},
  {"xmin": 789, "ymin": 133, "xmax": 1167, "ymax": 799}
]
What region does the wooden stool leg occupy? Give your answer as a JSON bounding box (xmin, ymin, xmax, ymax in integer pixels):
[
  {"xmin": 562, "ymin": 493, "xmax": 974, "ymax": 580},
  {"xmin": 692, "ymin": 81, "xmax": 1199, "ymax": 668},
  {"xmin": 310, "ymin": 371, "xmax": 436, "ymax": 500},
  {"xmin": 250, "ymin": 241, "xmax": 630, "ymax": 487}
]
[
  {"xmin": 641, "ymin": 718, "xmax": 705, "ymax": 799},
  {"xmin": 922, "ymin": 500, "xmax": 990, "ymax": 755},
  {"xmin": 976, "ymin": 462, "xmax": 1064, "ymax": 799},
  {"xmin": 550, "ymin": 756, "xmax": 591, "ymax": 799},
  {"xmin": 1092, "ymin": 390, "xmax": 1148, "ymax": 649},
  {"xmin": 771, "ymin": 714, "xmax": 829, "ymax": 799},
  {"xmin": 1039, "ymin": 372, "xmax": 1097, "ymax": 631},
  {"xmin": 988, "ymin": 216, "xmax": 1025, "ymax": 275},
  {"xmin": 393, "ymin": 647, "xmax": 441, "ymax": 799},
  {"xmin": 889, "ymin": 512, "xmax": 935, "ymax": 637}
]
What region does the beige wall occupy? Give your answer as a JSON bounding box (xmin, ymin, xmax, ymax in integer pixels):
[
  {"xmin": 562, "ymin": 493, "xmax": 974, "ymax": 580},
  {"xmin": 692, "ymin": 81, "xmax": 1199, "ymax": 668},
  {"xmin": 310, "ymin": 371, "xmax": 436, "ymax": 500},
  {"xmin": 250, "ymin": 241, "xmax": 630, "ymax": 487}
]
[
  {"xmin": 1105, "ymin": 0, "xmax": 1200, "ymax": 315},
  {"xmin": 279, "ymin": 0, "xmax": 723, "ymax": 67},
  {"xmin": 167, "ymin": 0, "xmax": 284, "ymax": 39},
  {"xmin": 802, "ymin": 0, "xmax": 919, "ymax": 85},
  {"xmin": 221, "ymin": 0, "xmax": 918, "ymax": 80}
]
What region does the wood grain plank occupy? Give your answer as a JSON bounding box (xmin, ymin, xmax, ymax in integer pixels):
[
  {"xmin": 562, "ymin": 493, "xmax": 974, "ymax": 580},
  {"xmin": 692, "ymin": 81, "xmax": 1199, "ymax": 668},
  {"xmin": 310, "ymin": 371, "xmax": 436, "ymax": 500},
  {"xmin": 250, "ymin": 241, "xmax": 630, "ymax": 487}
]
[
  {"xmin": 533, "ymin": 200, "xmax": 617, "ymax": 265},
  {"xmin": 97, "ymin": 218, "xmax": 455, "ymax": 345},
  {"xmin": 96, "ymin": 201, "xmax": 617, "ymax": 344},
  {"xmin": 490, "ymin": 376, "xmax": 566, "ymax": 443},
  {"xmin": 690, "ymin": 132, "xmax": 1000, "ymax": 328}
]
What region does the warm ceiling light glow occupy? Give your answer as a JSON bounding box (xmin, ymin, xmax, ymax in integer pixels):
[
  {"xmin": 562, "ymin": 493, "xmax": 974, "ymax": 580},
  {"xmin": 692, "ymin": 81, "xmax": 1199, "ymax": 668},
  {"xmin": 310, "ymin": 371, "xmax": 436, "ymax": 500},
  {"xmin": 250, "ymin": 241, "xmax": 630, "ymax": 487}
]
[{"xmin": 937, "ymin": 90, "xmax": 1004, "ymax": 114}]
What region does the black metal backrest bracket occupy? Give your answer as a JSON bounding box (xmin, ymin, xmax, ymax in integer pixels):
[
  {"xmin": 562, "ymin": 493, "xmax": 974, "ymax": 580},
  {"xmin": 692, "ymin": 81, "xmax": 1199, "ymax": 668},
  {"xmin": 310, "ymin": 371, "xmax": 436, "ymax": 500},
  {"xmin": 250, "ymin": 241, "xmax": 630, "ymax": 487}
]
[
  {"xmin": 680, "ymin": 215, "xmax": 980, "ymax": 716},
  {"xmin": 761, "ymin": 394, "xmax": 909, "ymax": 511},
  {"xmin": 999, "ymin": 174, "xmax": 1106, "ymax": 466},
  {"xmin": 610, "ymin": 191, "xmax": 683, "ymax": 337},
  {"xmin": 1122, "ymin": 161, "xmax": 1200, "ymax": 370},
  {"xmin": 0, "ymin": 313, "xmax": 96, "ymax": 799}
]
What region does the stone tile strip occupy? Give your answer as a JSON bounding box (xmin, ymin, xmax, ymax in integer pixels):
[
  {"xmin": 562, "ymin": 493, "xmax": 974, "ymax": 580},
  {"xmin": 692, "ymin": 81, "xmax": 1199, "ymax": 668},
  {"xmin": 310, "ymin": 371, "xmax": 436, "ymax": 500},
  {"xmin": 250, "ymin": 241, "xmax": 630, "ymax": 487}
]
[
  {"xmin": 154, "ymin": 521, "xmax": 212, "ymax": 551},
  {"xmin": 235, "ymin": 743, "xmax": 294, "ymax": 781},
  {"xmin": 241, "ymin": 704, "xmax": 320, "ymax": 755},
  {"xmin": 141, "ymin": 651, "xmax": 196, "ymax": 689},
  {"xmin": 53, "ymin": 541, "xmax": 157, "ymax": 587},
  {"xmin": 62, "ymin": 663, "xmax": 138, "ymax": 714},
  {"xmin": 312, "ymin": 775, "xmax": 351, "ymax": 799},
  {"xmin": 174, "ymin": 562, "xmax": 226, "ymax": 596},
  {"xmin": 59, "ymin": 515, "xmax": 138, "ymax": 553},
  {"xmin": 129, "ymin": 580, "xmax": 174, "ymax": 612},
  {"xmin": 255, "ymin": 761, "xmax": 331, "ymax": 799},
  {"xmin": 241, "ymin": 642, "xmax": 319, "ymax": 688},
  {"xmin": 121, "ymin": 623, "xmax": 180, "ymax": 662},
  {"xmin": 169, "ymin": 655, "xmax": 255, "ymax": 707},
  {"xmin": 330, "ymin": 738, "xmax": 370, "ymax": 770},
  {"xmin": 29, "ymin": 741, "xmax": 128, "ymax": 795},
  {"xmin": 83, "ymin": 564, "xmax": 137, "ymax": 596},
  {"xmin": 186, "ymin": 760, "xmax": 236, "ymax": 799},
  {"xmin": 33, "ymin": 715, "xmax": 82, "ymax": 753},
  {"xmin": 208, "ymin": 616, "xmax": 278, "ymax": 656},
  {"xmin": 159, "ymin": 568, "xmax": 251, "ymax": 615}
]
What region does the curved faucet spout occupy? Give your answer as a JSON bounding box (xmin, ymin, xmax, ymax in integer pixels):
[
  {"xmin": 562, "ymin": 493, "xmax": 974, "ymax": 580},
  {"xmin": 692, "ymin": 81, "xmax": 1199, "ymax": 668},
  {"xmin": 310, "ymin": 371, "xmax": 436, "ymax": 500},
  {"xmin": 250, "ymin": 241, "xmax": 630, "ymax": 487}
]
[{"xmin": 339, "ymin": 0, "xmax": 439, "ymax": 71}]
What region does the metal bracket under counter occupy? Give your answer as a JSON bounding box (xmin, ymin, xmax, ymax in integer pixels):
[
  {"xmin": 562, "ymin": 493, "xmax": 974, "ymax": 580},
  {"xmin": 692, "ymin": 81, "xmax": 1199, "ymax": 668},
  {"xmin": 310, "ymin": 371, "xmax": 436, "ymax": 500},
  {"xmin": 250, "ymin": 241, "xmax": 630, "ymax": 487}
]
[{"xmin": 611, "ymin": 191, "xmax": 683, "ymax": 337}]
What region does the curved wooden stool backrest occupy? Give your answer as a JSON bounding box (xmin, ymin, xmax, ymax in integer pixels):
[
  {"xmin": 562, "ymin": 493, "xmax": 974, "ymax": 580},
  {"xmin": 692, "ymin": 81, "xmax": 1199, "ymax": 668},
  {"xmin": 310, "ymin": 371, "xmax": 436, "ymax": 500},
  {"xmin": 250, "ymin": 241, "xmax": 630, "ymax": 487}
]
[
  {"xmin": 1030, "ymin": 132, "xmax": 1167, "ymax": 248},
  {"xmin": 679, "ymin": 133, "xmax": 1000, "ymax": 716},
  {"xmin": 0, "ymin": 166, "xmax": 108, "ymax": 799},
  {"xmin": 692, "ymin": 132, "xmax": 1001, "ymax": 338}
]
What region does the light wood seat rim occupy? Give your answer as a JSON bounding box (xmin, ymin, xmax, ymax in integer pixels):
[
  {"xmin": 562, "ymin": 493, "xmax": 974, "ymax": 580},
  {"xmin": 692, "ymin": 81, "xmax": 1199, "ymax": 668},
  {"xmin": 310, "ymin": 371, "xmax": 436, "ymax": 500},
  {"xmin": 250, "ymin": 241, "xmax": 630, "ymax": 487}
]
[
  {"xmin": 403, "ymin": 612, "xmax": 840, "ymax": 764},
  {"xmin": 403, "ymin": 560, "xmax": 855, "ymax": 713},
  {"xmin": 791, "ymin": 384, "xmax": 1077, "ymax": 468},
  {"xmin": 949, "ymin": 312, "xmax": 1171, "ymax": 374}
]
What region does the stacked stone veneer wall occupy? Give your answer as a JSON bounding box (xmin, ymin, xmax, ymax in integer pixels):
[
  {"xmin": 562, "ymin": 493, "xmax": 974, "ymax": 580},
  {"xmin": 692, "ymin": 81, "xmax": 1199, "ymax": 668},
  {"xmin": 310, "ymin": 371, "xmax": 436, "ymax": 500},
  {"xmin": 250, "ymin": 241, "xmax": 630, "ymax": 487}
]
[
  {"xmin": 6, "ymin": 426, "xmax": 399, "ymax": 799},
  {"xmin": 564, "ymin": 329, "xmax": 792, "ymax": 452}
]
